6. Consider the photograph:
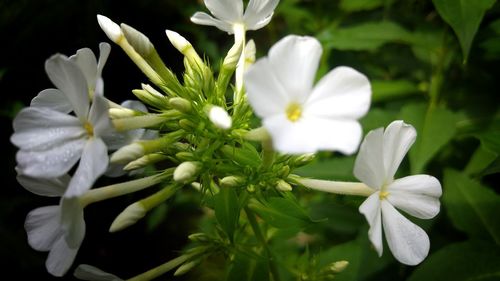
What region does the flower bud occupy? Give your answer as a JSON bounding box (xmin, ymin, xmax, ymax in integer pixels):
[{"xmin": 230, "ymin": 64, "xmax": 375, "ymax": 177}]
[
  {"xmin": 109, "ymin": 202, "xmax": 146, "ymax": 232},
  {"xmin": 124, "ymin": 153, "xmax": 168, "ymax": 171},
  {"xmin": 97, "ymin": 15, "xmax": 123, "ymax": 43},
  {"xmin": 244, "ymin": 39, "xmax": 256, "ymax": 69},
  {"xmin": 175, "ymin": 151, "xmax": 194, "ymax": 161},
  {"xmin": 166, "ymin": 30, "xmax": 203, "ymax": 66},
  {"xmin": 121, "ymin": 23, "xmax": 154, "ymax": 57},
  {"xmin": 330, "ymin": 260, "xmax": 349, "ymax": 273},
  {"xmin": 222, "ymin": 40, "xmax": 244, "ymax": 69},
  {"xmin": 188, "ymin": 233, "xmax": 210, "ymax": 242},
  {"xmin": 220, "ymin": 176, "xmax": 245, "ymax": 188},
  {"xmin": 174, "ymin": 260, "xmax": 201, "ymax": 276},
  {"xmin": 208, "ymin": 106, "xmax": 232, "ymax": 130},
  {"xmin": 173, "ymin": 161, "xmax": 202, "ymax": 183},
  {"xmin": 276, "ymin": 179, "xmax": 293, "ymax": 192},
  {"xmin": 179, "ymin": 119, "xmax": 196, "ymax": 130},
  {"xmin": 169, "ymin": 97, "xmax": 192, "ymax": 113},
  {"xmin": 110, "ymin": 143, "xmax": 144, "ymax": 164},
  {"xmin": 109, "ymin": 107, "xmax": 137, "ymax": 119}
]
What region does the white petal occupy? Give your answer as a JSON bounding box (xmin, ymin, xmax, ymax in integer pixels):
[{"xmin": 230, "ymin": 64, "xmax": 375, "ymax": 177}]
[
  {"xmin": 46, "ymin": 235, "xmax": 79, "ymax": 277},
  {"xmin": 15, "ymin": 138, "xmax": 86, "ymax": 178},
  {"xmin": 25, "ymin": 206, "xmax": 61, "ymax": 251},
  {"xmin": 190, "ymin": 12, "xmax": 233, "ymax": 33},
  {"xmin": 263, "ymin": 114, "xmax": 362, "ymax": 154},
  {"xmin": 306, "ymin": 66, "xmax": 371, "ymax": 119},
  {"xmin": 204, "ymin": 0, "xmax": 243, "ymax": 22},
  {"xmin": 65, "ymin": 138, "xmax": 108, "ymax": 197},
  {"xmin": 387, "ymin": 175, "xmax": 442, "ymax": 219},
  {"xmin": 70, "ymin": 48, "xmax": 98, "ymax": 93},
  {"xmin": 74, "ymin": 264, "xmax": 122, "ymax": 281},
  {"xmin": 97, "ymin": 42, "xmax": 111, "ymax": 79},
  {"xmin": 359, "ymin": 193, "xmax": 383, "ymax": 256},
  {"xmin": 17, "ymin": 173, "xmax": 69, "ymax": 197},
  {"xmin": 244, "ymin": 0, "xmax": 279, "ymax": 30},
  {"xmin": 244, "ymin": 58, "xmax": 290, "ymax": 117},
  {"xmin": 89, "ymin": 93, "xmax": 112, "ymax": 137},
  {"xmin": 268, "ymin": 35, "xmax": 322, "ymax": 103},
  {"xmin": 45, "ymin": 55, "xmax": 90, "ymax": 121},
  {"xmin": 60, "ymin": 196, "xmax": 86, "ymax": 248},
  {"xmin": 30, "ymin": 89, "xmax": 72, "ymax": 113},
  {"xmin": 381, "ymin": 200, "xmax": 430, "ymax": 265},
  {"xmin": 11, "ymin": 107, "xmax": 85, "ymax": 151},
  {"xmin": 383, "ymin": 121, "xmax": 416, "ymax": 181},
  {"xmin": 353, "ymin": 128, "xmax": 385, "ymax": 190}
]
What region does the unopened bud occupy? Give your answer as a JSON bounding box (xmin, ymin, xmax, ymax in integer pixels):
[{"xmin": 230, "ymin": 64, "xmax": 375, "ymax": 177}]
[
  {"xmin": 110, "ymin": 143, "xmax": 144, "ymax": 164},
  {"xmin": 109, "ymin": 202, "xmax": 146, "ymax": 232},
  {"xmin": 220, "ymin": 176, "xmax": 245, "ymax": 188},
  {"xmin": 188, "ymin": 233, "xmax": 210, "ymax": 242},
  {"xmin": 169, "ymin": 97, "xmax": 191, "ymax": 113},
  {"xmin": 175, "ymin": 151, "xmax": 194, "ymax": 161},
  {"xmin": 173, "ymin": 161, "xmax": 202, "ymax": 183},
  {"xmin": 330, "ymin": 260, "xmax": 349, "ymax": 273},
  {"xmin": 121, "ymin": 23, "xmax": 154, "ymax": 57},
  {"xmin": 293, "ymin": 153, "xmax": 316, "ymax": 167},
  {"xmin": 276, "ymin": 179, "xmax": 292, "ymax": 192},
  {"xmin": 97, "ymin": 15, "xmax": 123, "ymax": 43},
  {"xmin": 191, "ymin": 182, "xmax": 202, "ymax": 191},
  {"xmin": 166, "ymin": 30, "xmax": 202, "ymax": 66},
  {"xmin": 208, "ymin": 106, "xmax": 232, "ymax": 130},
  {"xmin": 244, "ymin": 39, "xmax": 256, "ymax": 69},
  {"xmin": 179, "ymin": 119, "xmax": 196, "ymax": 130},
  {"xmin": 174, "ymin": 260, "xmax": 200, "ymax": 276},
  {"xmin": 109, "ymin": 107, "xmax": 137, "ymax": 119},
  {"xmin": 223, "ymin": 40, "xmax": 243, "ymax": 69},
  {"xmin": 124, "ymin": 153, "xmax": 168, "ymax": 171}
]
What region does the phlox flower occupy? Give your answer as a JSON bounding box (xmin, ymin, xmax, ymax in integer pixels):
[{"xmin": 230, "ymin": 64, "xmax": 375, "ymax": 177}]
[
  {"xmin": 11, "ymin": 46, "xmax": 112, "ymax": 197},
  {"xmin": 354, "ymin": 120, "xmax": 442, "ymax": 265},
  {"xmin": 191, "ymin": 0, "xmax": 279, "ymax": 34},
  {"xmin": 244, "ymin": 35, "xmax": 371, "ymax": 154}
]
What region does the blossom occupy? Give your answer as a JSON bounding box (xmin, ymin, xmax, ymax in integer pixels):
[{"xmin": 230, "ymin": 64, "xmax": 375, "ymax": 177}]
[
  {"xmin": 11, "ymin": 48, "xmax": 112, "ymax": 197},
  {"xmin": 191, "ymin": 0, "xmax": 279, "ymax": 34},
  {"xmin": 354, "ymin": 120, "xmax": 442, "ymax": 265},
  {"xmin": 19, "ymin": 174, "xmax": 85, "ymax": 276},
  {"xmin": 244, "ymin": 35, "xmax": 371, "ymax": 154}
]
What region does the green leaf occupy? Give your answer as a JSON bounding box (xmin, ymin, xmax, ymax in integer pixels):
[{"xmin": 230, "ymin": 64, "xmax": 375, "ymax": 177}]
[
  {"xmin": 408, "ymin": 241, "xmax": 500, "ymax": 281},
  {"xmin": 465, "ymin": 132, "xmax": 500, "ymax": 176},
  {"xmin": 339, "ymin": 0, "xmax": 384, "ymax": 12},
  {"xmin": 221, "ymin": 143, "xmax": 261, "ymax": 168},
  {"xmin": 226, "ymin": 252, "xmax": 270, "ymax": 281},
  {"xmin": 432, "ymin": 0, "xmax": 497, "ymax": 62},
  {"xmin": 248, "ymin": 197, "xmax": 318, "ymax": 229},
  {"xmin": 295, "ymin": 156, "xmax": 356, "ymax": 181},
  {"xmin": 318, "ymin": 21, "xmax": 411, "ymax": 51},
  {"xmin": 401, "ymin": 103, "xmax": 459, "ymax": 173},
  {"xmin": 443, "ymin": 169, "xmax": 500, "ymax": 245},
  {"xmin": 360, "ymin": 108, "xmax": 398, "ymax": 133},
  {"xmin": 371, "ymin": 79, "xmax": 420, "ymax": 102},
  {"xmin": 214, "ymin": 187, "xmax": 240, "ymax": 242}
]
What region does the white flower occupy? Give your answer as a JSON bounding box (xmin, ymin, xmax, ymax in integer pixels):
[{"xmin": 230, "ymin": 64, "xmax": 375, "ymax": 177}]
[
  {"xmin": 354, "ymin": 120, "xmax": 442, "ymax": 265},
  {"xmin": 20, "ymin": 174, "xmax": 85, "ymax": 276},
  {"xmin": 244, "ymin": 35, "xmax": 371, "ymax": 154},
  {"xmin": 191, "ymin": 0, "xmax": 279, "ymax": 34},
  {"xmin": 11, "ymin": 53, "xmax": 112, "ymax": 197},
  {"xmin": 208, "ymin": 105, "xmax": 232, "ymax": 129},
  {"xmin": 74, "ymin": 264, "xmax": 122, "ymax": 281}
]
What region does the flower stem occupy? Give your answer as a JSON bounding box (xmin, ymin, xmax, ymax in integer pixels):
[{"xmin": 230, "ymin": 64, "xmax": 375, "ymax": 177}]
[
  {"xmin": 244, "ymin": 207, "xmax": 281, "ymax": 281},
  {"xmin": 295, "ymin": 177, "xmax": 374, "ymax": 197}
]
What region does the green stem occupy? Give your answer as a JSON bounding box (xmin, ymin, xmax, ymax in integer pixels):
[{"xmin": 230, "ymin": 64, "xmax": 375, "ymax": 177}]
[{"xmin": 244, "ymin": 207, "xmax": 281, "ymax": 281}]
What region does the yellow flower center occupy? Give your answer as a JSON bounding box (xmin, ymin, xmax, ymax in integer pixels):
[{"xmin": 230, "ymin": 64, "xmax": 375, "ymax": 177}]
[
  {"xmin": 84, "ymin": 121, "xmax": 94, "ymax": 137},
  {"xmin": 286, "ymin": 102, "xmax": 302, "ymax": 122},
  {"xmin": 379, "ymin": 191, "xmax": 389, "ymax": 200}
]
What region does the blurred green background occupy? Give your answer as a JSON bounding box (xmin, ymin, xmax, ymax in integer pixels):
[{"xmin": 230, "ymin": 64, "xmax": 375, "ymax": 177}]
[{"xmin": 1, "ymin": 0, "xmax": 500, "ymax": 280}]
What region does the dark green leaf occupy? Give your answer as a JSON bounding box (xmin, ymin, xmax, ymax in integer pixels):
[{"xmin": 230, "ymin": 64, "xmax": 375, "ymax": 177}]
[
  {"xmin": 432, "ymin": 0, "xmax": 497, "ymax": 62},
  {"xmin": 248, "ymin": 197, "xmax": 318, "ymax": 229},
  {"xmin": 444, "ymin": 169, "xmax": 500, "ymax": 244},
  {"xmin": 401, "ymin": 103, "xmax": 459, "ymax": 173},
  {"xmin": 339, "ymin": 0, "xmax": 384, "ymax": 12},
  {"xmin": 318, "ymin": 21, "xmax": 411, "ymax": 51},
  {"xmin": 295, "ymin": 156, "xmax": 356, "ymax": 181},
  {"xmin": 226, "ymin": 252, "xmax": 270, "ymax": 281},
  {"xmin": 371, "ymin": 79, "xmax": 420, "ymax": 102},
  {"xmin": 408, "ymin": 241, "xmax": 500, "ymax": 281},
  {"xmin": 221, "ymin": 143, "xmax": 261, "ymax": 168},
  {"xmin": 214, "ymin": 187, "xmax": 240, "ymax": 242}
]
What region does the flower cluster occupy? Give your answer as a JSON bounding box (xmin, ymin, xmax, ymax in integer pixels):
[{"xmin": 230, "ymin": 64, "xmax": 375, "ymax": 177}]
[{"xmin": 11, "ymin": 0, "xmax": 442, "ymax": 279}]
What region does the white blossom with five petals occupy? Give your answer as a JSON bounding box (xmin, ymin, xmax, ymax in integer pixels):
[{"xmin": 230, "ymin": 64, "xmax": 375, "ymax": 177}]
[
  {"xmin": 354, "ymin": 120, "xmax": 442, "ymax": 265},
  {"xmin": 18, "ymin": 173, "xmax": 86, "ymax": 277},
  {"xmin": 11, "ymin": 46, "xmax": 112, "ymax": 198},
  {"xmin": 244, "ymin": 35, "xmax": 371, "ymax": 154},
  {"xmin": 191, "ymin": 0, "xmax": 279, "ymax": 34}
]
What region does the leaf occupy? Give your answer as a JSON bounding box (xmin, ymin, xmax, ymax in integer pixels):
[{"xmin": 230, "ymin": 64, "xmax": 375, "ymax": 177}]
[
  {"xmin": 360, "ymin": 108, "xmax": 399, "ymax": 133},
  {"xmin": 318, "ymin": 21, "xmax": 411, "ymax": 51},
  {"xmin": 371, "ymin": 79, "xmax": 420, "ymax": 102},
  {"xmin": 318, "ymin": 233, "xmax": 392, "ymax": 281},
  {"xmin": 408, "ymin": 241, "xmax": 500, "ymax": 281},
  {"xmin": 339, "ymin": 0, "xmax": 384, "ymax": 12},
  {"xmin": 295, "ymin": 156, "xmax": 356, "ymax": 181},
  {"xmin": 401, "ymin": 103, "xmax": 459, "ymax": 173},
  {"xmin": 248, "ymin": 197, "xmax": 318, "ymax": 229},
  {"xmin": 221, "ymin": 143, "xmax": 261, "ymax": 168},
  {"xmin": 226, "ymin": 252, "xmax": 270, "ymax": 281},
  {"xmin": 214, "ymin": 187, "xmax": 240, "ymax": 242},
  {"xmin": 432, "ymin": 0, "xmax": 497, "ymax": 62},
  {"xmin": 308, "ymin": 197, "xmax": 365, "ymax": 235},
  {"xmin": 443, "ymin": 169, "xmax": 500, "ymax": 245},
  {"xmin": 465, "ymin": 132, "xmax": 500, "ymax": 176}
]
